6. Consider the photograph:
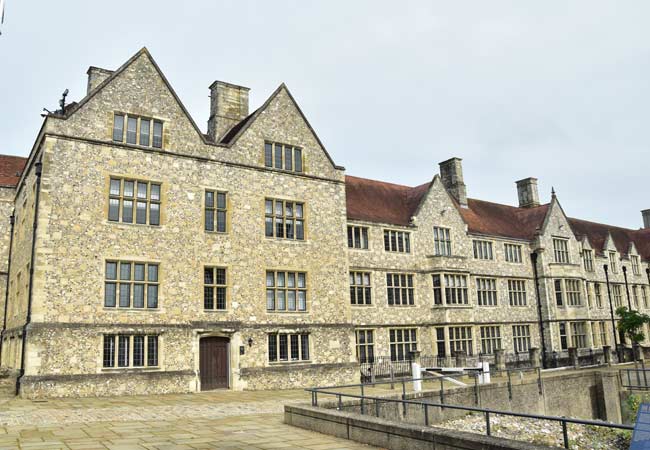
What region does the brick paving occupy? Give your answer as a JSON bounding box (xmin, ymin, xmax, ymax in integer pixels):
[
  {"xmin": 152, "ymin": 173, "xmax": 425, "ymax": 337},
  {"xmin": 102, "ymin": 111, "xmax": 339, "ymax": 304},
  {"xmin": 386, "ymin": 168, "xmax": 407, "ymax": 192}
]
[{"xmin": 0, "ymin": 390, "xmax": 379, "ymax": 449}]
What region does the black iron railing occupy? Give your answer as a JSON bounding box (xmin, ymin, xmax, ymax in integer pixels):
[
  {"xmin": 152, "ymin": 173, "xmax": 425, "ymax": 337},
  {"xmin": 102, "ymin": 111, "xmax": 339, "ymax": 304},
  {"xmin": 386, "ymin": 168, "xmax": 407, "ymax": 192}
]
[{"xmin": 306, "ymin": 375, "xmax": 632, "ymax": 449}]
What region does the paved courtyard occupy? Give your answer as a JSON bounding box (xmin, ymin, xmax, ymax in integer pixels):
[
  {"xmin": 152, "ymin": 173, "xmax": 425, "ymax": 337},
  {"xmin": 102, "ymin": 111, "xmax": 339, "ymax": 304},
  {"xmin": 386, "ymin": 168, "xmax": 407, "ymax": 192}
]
[{"xmin": 0, "ymin": 390, "xmax": 378, "ymax": 449}]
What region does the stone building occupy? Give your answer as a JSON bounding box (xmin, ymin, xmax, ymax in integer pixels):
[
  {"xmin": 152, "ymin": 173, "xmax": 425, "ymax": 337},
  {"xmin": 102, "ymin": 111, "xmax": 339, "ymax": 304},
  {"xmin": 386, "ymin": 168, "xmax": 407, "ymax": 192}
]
[{"xmin": 0, "ymin": 47, "xmax": 649, "ymax": 397}]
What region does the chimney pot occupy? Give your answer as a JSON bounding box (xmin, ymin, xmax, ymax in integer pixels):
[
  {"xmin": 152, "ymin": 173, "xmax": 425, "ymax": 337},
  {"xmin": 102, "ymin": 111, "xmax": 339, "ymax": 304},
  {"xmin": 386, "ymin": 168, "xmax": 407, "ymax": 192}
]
[
  {"xmin": 642, "ymin": 209, "xmax": 650, "ymax": 229},
  {"xmin": 439, "ymin": 157, "xmax": 468, "ymax": 208},
  {"xmin": 207, "ymin": 81, "xmax": 250, "ymax": 143},
  {"xmin": 86, "ymin": 66, "xmax": 114, "ymax": 95},
  {"xmin": 516, "ymin": 177, "xmax": 540, "ymax": 208}
]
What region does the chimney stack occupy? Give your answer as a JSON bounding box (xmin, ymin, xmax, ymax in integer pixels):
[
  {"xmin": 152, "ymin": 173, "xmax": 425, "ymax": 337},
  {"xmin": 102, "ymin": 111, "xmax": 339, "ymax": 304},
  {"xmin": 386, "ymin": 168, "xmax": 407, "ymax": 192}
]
[
  {"xmin": 516, "ymin": 177, "xmax": 540, "ymax": 208},
  {"xmin": 642, "ymin": 209, "xmax": 650, "ymax": 229},
  {"xmin": 439, "ymin": 157, "xmax": 468, "ymax": 208},
  {"xmin": 86, "ymin": 66, "xmax": 114, "ymax": 94},
  {"xmin": 207, "ymin": 81, "xmax": 250, "ymax": 143}
]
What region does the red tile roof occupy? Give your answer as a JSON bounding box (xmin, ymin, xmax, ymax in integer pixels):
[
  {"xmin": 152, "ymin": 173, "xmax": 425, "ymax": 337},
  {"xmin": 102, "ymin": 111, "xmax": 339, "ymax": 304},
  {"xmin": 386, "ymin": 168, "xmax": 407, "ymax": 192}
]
[
  {"xmin": 0, "ymin": 155, "xmax": 27, "ymax": 187},
  {"xmin": 345, "ymin": 175, "xmax": 650, "ymax": 260}
]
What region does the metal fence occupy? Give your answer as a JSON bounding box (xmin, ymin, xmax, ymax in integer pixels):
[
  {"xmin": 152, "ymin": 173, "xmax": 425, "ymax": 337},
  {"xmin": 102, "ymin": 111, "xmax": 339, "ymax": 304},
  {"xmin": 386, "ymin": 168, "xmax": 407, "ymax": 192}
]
[
  {"xmin": 306, "ymin": 375, "xmax": 633, "ymax": 449},
  {"xmin": 620, "ymin": 363, "xmax": 650, "ymax": 389}
]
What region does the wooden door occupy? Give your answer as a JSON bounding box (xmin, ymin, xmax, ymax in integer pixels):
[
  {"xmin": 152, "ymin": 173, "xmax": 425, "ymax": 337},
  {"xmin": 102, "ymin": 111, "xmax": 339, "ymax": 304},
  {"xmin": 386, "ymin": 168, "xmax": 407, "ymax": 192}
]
[{"xmin": 200, "ymin": 337, "xmax": 229, "ymax": 390}]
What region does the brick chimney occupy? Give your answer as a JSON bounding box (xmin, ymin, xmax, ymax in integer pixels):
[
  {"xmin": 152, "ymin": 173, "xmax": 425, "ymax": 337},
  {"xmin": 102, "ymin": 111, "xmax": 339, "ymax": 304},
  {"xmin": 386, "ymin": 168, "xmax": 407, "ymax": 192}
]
[
  {"xmin": 207, "ymin": 81, "xmax": 250, "ymax": 142},
  {"xmin": 86, "ymin": 66, "xmax": 114, "ymax": 94},
  {"xmin": 642, "ymin": 209, "xmax": 650, "ymax": 229},
  {"xmin": 439, "ymin": 157, "xmax": 468, "ymax": 208},
  {"xmin": 516, "ymin": 177, "xmax": 540, "ymax": 208}
]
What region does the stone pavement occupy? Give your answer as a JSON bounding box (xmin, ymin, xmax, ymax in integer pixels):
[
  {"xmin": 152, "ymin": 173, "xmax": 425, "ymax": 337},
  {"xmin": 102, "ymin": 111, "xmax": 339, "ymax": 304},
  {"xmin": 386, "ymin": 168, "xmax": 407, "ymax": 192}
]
[{"xmin": 0, "ymin": 390, "xmax": 379, "ymax": 449}]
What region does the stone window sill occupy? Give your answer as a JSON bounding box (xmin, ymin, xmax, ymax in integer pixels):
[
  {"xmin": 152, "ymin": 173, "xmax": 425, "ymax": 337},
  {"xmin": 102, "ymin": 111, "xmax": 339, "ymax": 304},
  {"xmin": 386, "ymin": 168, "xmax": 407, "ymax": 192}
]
[
  {"xmin": 103, "ymin": 307, "xmax": 162, "ymax": 313},
  {"xmin": 101, "ymin": 367, "xmax": 161, "ymax": 373},
  {"xmin": 106, "ymin": 221, "xmax": 162, "ymax": 229}
]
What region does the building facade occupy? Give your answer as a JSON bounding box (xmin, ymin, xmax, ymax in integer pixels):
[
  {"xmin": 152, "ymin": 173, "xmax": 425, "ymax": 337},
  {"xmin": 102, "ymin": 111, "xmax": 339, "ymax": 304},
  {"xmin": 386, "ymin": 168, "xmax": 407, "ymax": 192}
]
[{"xmin": 0, "ymin": 48, "xmax": 649, "ymax": 398}]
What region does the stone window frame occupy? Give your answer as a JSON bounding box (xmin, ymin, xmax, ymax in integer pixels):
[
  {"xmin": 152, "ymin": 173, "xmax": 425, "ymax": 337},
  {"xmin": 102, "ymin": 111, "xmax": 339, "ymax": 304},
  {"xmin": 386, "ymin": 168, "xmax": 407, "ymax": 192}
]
[
  {"xmin": 350, "ymin": 271, "xmax": 372, "ymax": 306},
  {"xmin": 507, "ymin": 279, "xmax": 527, "ymax": 306},
  {"xmin": 599, "ymin": 321, "xmax": 608, "ymax": 346},
  {"xmin": 633, "ymin": 285, "xmax": 640, "ymax": 309},
  {"xmin": 594, "ymin": 283, "xmax": 603, "ymax": 308},
  {"xmin": 355, "ymin": 329, "xmax": 375, "ymax": 364},
  {"xmin": 102, "ymin": 334, "xmax": 159, "ymax": 369},
  {"xmin": 266, "ymin": 270, "xmax": 308, "ymax": 313},
  {"xmin": 512, "ymin": 325, "xmax": 531, "ymax": 353},
  {"xmin": 104, "ymin": 260, "xmax": 160, "ymax": 310},
  {"xmin": 472, "ymin": 239, "xmax": 493, "ymax": 260},
  {"xmin": 347, "ymin": 225, "xmax": 369, "ymax": 250},
  {"xmin": 264, "ymin": 141, "xmax": 303, "ymax": 173},
  {"xmin": 554, "ymin": 278, "xmax": 583, "ymax": 308},
  {"xmin": 642, "ymin": 286, "xmax": 649, "ymax": 309},
  {"xmin": 204, "ymin": 190, "xmax": 228, "ymax": 233},
  {"xmin": 112, "ymin": 112, "xmax": 163, "ymax": 149},
  {"xmin": 383, "ymin": 229, "xmax": 411, "ymax": 253},
  {"xmin": 476, "ymin": 277, "xmax": 497, "ymax": 306},
  {"xmin": 267, "ymin": 333, "xmax": 310, "ymax": 363},
  {"xmin": 552, "ymin": 238, "xmax": 570, "ymax": 264},
  {"xmin": 449, "ymin": 326, "xmax": 473, "ymax": 356},
  {"xmin": 389, "ymin": 328, "xmax": 417, "ymax": 362},
  {"xmin": 386, "ymin": 273, "xmax": 414, "ymax": 306},
  {"xmin": 264, "ymin": 198, "xmax": 305, "ymax": 241},
  {"xmin": 479, "ymin": 326, "xmax": 502, "ymax": 355},
  {"xmin": 570, "ymin": 322, "xmax": 588, "ymax": 349},
  {"xmin": 504, "ymin": 243, "xmax": 522, "ymax": 263},
  {"xmin": 631, "ymin": 255, "xmax": 641, "ymax": 275},
  {"xmin": 432, "ymin": 273, "xmax": 469, "ymax": 306},
  {"xmin": 203, "ymin": 266, "xmax": 228, "ymax": 311},
  {"xmin": 108, "ymin": 176, "xmax": 162, "ymax": 226},
  {"xmin": 582, "ymin": 249, "xmax": 594, "ymax": 272},
  {"xmin": 433, "ymin": 227, "xmax": 452, "ymax": 256}
]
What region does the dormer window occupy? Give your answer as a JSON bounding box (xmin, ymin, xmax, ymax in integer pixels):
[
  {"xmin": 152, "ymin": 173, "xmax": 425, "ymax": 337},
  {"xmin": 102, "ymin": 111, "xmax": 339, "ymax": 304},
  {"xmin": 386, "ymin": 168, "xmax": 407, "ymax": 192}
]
[
  {"xmin": 264, "ymin": 142, "xmax": 303, "ymax": 173},
  {"xmin": 553, "ymin": 238, "xmax": 569, "ymax": 264},
  {"xmin": 582, "ymin": 250, "xmax": 594, "ymax": 272},
  {"xmin": 631, "ymin": 255, "xmax": 640, "ymax": 275},
  {"xmin": 113, "ymin": 113, "xmax": 163, "ymax": 149}
]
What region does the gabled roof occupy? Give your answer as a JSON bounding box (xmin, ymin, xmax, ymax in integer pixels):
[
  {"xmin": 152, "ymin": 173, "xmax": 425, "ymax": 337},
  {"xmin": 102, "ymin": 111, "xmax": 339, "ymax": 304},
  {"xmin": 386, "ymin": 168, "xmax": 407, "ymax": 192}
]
[
  {"xmin": 459, "ymin": 199, "xmax": 549, "ymax": 240},
  {"xmin": 0, "ymin": 155, "xmax": 27, "ymax": 187}
]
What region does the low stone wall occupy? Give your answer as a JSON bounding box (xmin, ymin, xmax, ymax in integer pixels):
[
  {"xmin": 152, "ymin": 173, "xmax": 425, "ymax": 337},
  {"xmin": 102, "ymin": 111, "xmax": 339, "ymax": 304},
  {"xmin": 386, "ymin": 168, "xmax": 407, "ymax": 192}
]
[
  {"xmin": 285, "ymin": 404, "xmax": 556, "ymax": 450},
  {"xmin": 240, "ymin": 362, "xmax": 358, "ymax": 390}
]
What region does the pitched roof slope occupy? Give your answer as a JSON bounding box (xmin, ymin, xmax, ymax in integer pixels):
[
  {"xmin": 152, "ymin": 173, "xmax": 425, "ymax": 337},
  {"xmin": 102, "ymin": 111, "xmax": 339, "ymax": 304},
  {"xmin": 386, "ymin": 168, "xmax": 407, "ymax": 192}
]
[
  {"xmin": 0, "ymin": 155, "xmax": 27, "ymax": 186},
  {"xmin": 345, "ymin": 175, "xmax": 649, "ymax": 259}
]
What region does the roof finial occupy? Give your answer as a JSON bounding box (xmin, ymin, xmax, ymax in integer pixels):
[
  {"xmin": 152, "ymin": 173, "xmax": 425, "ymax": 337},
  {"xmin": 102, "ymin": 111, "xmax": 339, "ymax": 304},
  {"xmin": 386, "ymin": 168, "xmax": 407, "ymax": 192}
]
[{"xmin": 551, "ymin": 186, "xmax": 556, "ymax": 198}]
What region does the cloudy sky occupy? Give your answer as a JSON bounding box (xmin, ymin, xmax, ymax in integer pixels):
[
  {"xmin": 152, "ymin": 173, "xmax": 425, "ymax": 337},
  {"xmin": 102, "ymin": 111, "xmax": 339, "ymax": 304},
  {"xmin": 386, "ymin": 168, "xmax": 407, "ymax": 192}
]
[{"xmin": 1, "ymin": 1, "xmax": 649, "ymax": 228}]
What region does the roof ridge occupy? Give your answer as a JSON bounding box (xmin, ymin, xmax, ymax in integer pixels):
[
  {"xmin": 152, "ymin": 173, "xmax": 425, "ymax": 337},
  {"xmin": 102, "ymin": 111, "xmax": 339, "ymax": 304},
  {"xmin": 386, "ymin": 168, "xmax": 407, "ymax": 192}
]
[
  {"xmin": 568, "ymin": 216, "xmax": 641, "ymax": 233},
  {"xmin": 345, "ymin": 175, "xmax": 418, "ymax": 190}
]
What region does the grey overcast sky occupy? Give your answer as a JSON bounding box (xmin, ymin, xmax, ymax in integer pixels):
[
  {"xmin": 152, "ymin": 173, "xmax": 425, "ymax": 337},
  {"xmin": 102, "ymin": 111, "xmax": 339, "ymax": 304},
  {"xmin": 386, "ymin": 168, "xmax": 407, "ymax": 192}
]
[{"xmin": 1, "ymin": 1, "xmax": 649, "ymax": 228}]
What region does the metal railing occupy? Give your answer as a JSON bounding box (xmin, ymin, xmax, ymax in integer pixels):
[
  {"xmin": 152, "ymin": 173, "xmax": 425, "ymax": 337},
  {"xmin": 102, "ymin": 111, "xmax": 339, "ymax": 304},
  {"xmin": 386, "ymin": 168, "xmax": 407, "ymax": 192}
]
[
  {"xmin": 306, "ymin": 374, "xmax": 633, "ymax": 449},
  {"xmin": 620, "ymin": 362, "xmax": 650, "ymax": 389}
]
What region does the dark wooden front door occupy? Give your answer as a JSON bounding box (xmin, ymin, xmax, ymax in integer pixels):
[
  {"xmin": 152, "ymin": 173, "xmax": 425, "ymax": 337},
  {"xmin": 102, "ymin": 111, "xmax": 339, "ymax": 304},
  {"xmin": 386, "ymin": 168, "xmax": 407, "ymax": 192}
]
[{"xmin": 200, "ymin": 337, "xmax": 229, "ymax": 390}]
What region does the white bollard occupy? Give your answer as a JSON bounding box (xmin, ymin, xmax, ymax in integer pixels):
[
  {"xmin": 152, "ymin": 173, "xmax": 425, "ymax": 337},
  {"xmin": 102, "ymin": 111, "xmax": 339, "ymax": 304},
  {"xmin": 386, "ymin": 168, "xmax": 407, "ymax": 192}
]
[
  {"xmin": 479, "ymin": 361, "xmax": 490, "ymax": 384},
  {"xmin": 412, "ymin": 360, "xmax": 422, "ymax": 392}
]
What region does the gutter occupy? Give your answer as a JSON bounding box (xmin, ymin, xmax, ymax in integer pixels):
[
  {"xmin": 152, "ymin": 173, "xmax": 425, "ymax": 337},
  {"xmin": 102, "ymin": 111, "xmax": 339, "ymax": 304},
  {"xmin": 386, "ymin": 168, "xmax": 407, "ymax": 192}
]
[
  {"xmin": 0, "ymin": 212, "xmax": 15, "ymax": 364},
  {"xmin": 16, "ymin": 160, "xmax": 42, "ymax": 395}
]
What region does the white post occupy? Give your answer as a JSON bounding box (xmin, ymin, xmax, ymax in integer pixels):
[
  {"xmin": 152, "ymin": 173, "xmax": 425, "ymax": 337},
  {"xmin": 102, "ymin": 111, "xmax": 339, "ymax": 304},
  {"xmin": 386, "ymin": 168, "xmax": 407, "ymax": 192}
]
[
  {"xmin": 411, "ymin": 351, "xmax": 422, "ymax": 392},
  {"xmin": 478, "ymin": 361, "xmax": 490, "ymax": 384}
]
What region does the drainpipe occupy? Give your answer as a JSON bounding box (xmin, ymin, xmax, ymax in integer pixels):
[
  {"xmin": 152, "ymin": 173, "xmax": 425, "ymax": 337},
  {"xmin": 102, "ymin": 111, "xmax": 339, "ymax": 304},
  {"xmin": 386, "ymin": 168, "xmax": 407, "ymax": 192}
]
[
  {"xmin": 604, "ymin": 264, "xmax": 620, "ymax": 362},
  {"xmin": 647, "ymin": 268, "xmax": 650, "ymax": 302},
  {"xmin": 16, "ymin": 161, "xmax": 42, "ymax": 395},
  {"xmin": 0, "ymin": 213, "xmax": 15, "ymax": 365},
  {"xmin": 623, "ymin": 266, "xmax": 633, "ymax": 310},
  {"xmin": 530, "ymin": 252, "xmax": 547, "ymax": 369}
]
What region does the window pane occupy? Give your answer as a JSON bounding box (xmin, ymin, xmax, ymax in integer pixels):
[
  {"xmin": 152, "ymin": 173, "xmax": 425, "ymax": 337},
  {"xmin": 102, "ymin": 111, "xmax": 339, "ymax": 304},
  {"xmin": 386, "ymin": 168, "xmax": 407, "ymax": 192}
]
[
  {"xmin": 120, "ymin": 263, "xmax": 131, "ymax": 280},
  {"xmin": 216, "ymin": 268, "xmax": 226, "ymax": 285},
  {"xmin": 296, "ymin": 220, "xmax": 304, "ymax": 240},
  {"xmin": 113, "ymin": 115, "xmax": 124, "ymax": 142},
  {"xmin": 301, "ymin": 335, "xmax": 309, "ymax": 359},
  {"xmin": 118, "ymin": 336, "xmax": 129, "ymax": 367},
  {"xmin": 266, "ymin": 271, "xmax": 275, "ymax": 287},
  {"xmin": 216, "ymin": 287, "xmax": 226, "ymax": 309},
  {"xmin": 265, "ymin": 143, "xmax": 273, "ymax": 167},
  {"xmin": 133, "ymin": 336, "xmax": 144, "ymax": 366},
  {"xmin": 150, "ymin": 184, "xmax": 161, "ymax": 201},
  {"xmin": 147, "ymin": 336, "xmax": 158, "ymax": 366},
  {"xmin": 104, "ymin": 282, "xmax": 116, "ymax": 307},
  {"xmin": 204, "ymin": 267, "xmax": 214, "ymax": 284},
  {"xmin": 103, "ymin": 335, "xmax": 115, "ymax": 367},
  {"xmin": 119, "ymin": 284, "xmax": 131, "ymax": 307},
  {"xmin": 123, "ymin": 180, "xmax": 134, "ymax": 197},
  {"xmin": 297, "ymin": 273, "xmax": 306, "ymax": 288},
  {"xmin": 204, "ymin": 286, "xmax": 214, "ymax": 309},
  {"xmin": 266, "ymin": 290, "xmax": 275, "ymax": 310},
  {"xmin": 295, "ymin": 204, "xmax": 303, "ymax": 218},
  {"xmin": 217, "ymin": 192, "xmax": 227, "ymax": 209},
  {"xmin": 295, "ymin": 149, "xmax": 302, "ymax": 172},
  {"xmin": 149, "ymin": 203, "xmax": 160, "ymax": 225},
  {"xmin": 277, "ymin": 272, "xmax": 285, "ymax": 287},
  {"xmin": 147, "ymin": 285, "xmax": 158, "ymax": 308},
  {"xmin": 148, "ymin": 265, "xmax": 158, "ymax": 282},
  {"xmin": 268, "ymin": 335, "xmax": 277, "ymax": 362},
  {"xmin": 137, "ymin": 182, "xmax": 147, "ymax": 199},
  {"xmin": 274, "ymin": 144, "xmax": 283, "ymax": 168},
  {"xmin": 108, "ymin": 199, "xmax": 120, "ymax": 221},
  {"xmin": 205, "ymin": 191, "xmax": 215, "ymax": 208},
  {"xmin": 110, "ymin": 179, "xmax": 121, "ymax": 196},
  {"xmin": 106, "ymin": 262, "xmax": 117, "ymax": 280},
  {"xmin": 216, "ymin": 211, "xmax": 226, "ymax": 232},
  {"xmin": 136, "ymin": 201, "xmax": 147, "ymax": 224},
  {"xmin": 277, "ymin": 291, "xmax": 286, "ymax": 310},
  {"xmin": 265, "ymin": 217, "xmax": 273, "ymax": 237},
  {"xmin": 139, "ymin": 119, "xmax": 150, "ymax": 146},
  {"xmin": 126, "ymin": 117, "xmax": 137, "ymax": 144},
  {"xmin": 122, "ymin": 200, "xmax": 133, "ymax": 223},
  {"xmin": 287, "ymin": 291, "xmax": 296, "ymax": 310},
  {"xmin": 205, "ymin": 210, "xmax": 215, "ymax": 232},
  {"xmin": 152, "ymin": 121, "xmax": 163, "ymax": 148},
  {"xmin": 133, "ymin": 284, "xmax": 144, "ymax": 308},
  {"xmin": 285, "ymin": 147, "xmax": 293, "ymax": 171},
  {"xmin": 298, "ymin": 291, "xmax": 306, "ymax": 310}
]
